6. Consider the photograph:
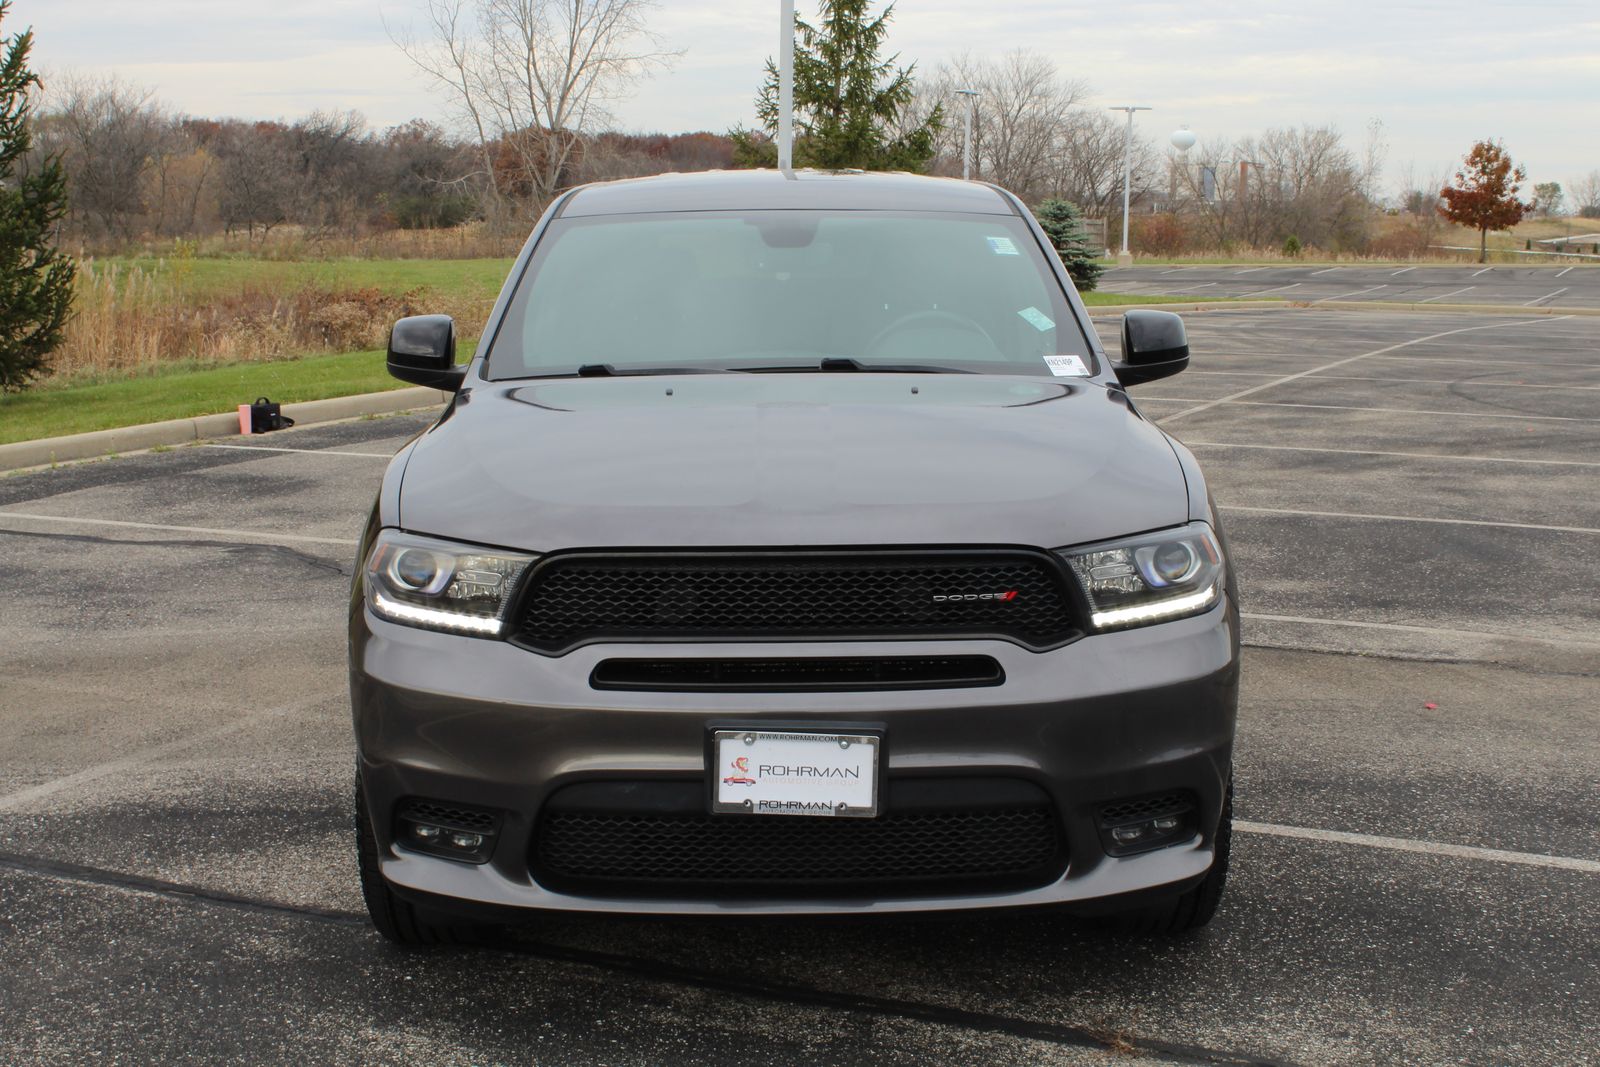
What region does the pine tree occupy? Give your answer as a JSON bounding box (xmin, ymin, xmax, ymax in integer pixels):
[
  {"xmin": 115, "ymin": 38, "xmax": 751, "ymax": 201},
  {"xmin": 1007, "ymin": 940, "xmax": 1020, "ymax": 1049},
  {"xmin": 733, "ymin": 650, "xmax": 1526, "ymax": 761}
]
[
  {"xmin": 1034, "ymin": 199, "xmax": 1104, "ymax": 292},
  {"xmin": 732, "ymin": 0, "xmax": 941, "ymax": 172},
  {"xmin": 0, "ymin": 0, "xmax": 74, "ymax": 392}
]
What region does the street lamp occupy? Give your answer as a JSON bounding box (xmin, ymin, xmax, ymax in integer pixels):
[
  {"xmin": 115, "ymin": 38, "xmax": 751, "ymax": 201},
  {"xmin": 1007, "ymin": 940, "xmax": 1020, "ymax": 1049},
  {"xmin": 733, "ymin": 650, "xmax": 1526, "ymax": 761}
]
[
  {"xmin": 954, "ymin": 89, "xmax": 979, "ymax": 180},
  {"xmin": 777, "ymin": 0, "xmax": 794, "ymax": 173},
  {"xmin": 1108, "ymin": 105, "xmax": 1151, "ymax": 265}
]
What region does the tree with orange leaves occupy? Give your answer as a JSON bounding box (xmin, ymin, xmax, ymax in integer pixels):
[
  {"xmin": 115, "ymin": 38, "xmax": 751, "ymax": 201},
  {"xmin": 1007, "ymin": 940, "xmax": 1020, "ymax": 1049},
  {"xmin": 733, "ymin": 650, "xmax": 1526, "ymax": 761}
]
[{"xmin": 1439, "ymin": 140, "xmax": 1530, "ymax": 263}]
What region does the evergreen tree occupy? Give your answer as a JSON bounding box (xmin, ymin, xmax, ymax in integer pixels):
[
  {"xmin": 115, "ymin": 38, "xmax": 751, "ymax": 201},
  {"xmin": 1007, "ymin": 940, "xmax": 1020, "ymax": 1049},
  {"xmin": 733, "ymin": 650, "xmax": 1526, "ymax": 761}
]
[
  {"xmin": 1034, "ymin": 199, "xmax": 1104, "ymax": 292},
  {"xmin": 0, "ymin": 0, "xmax": 73, "ymax": 392},
  {"xmin": 732, "ymin": 0, "xmax": 940, "ymax": 172}
]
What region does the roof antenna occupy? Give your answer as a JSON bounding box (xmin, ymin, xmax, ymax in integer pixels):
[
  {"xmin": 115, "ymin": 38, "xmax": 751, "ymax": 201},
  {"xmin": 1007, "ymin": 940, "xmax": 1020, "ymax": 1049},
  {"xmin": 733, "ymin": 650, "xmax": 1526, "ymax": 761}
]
[{"xmin": 777, "ymin": 0, "xmax": 795, "ymax": 176}]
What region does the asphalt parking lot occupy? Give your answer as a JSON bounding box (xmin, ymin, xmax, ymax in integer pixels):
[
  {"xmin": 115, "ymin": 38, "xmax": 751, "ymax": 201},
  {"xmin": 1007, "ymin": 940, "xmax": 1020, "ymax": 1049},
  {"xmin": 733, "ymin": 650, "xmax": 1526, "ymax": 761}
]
[
  {"xmin": 2, "ymin": 306, "xmax": 1598, "ymax": 1066},
  {"xmin": 1102, "ymin": 263, "xmax": 1600, "ymax": 309}
]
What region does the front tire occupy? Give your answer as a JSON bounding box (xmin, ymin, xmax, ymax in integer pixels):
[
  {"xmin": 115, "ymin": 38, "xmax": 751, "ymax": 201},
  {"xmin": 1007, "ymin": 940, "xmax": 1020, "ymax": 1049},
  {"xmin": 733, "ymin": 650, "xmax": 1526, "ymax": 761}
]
[
  {"xmin": 1117, "ymin": 782, "xmax": 1232, "ymax": 935},
  {"xmin": 355, "ymin": 776, "xmax": 460, "ymax": 947}
]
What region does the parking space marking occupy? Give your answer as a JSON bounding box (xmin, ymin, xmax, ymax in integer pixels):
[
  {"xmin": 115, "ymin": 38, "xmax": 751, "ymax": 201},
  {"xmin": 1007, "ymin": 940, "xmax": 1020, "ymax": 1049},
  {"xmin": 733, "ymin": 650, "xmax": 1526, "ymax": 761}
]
[
  {"xmin": 1309, "ymin": 266, "xmax": 1341, "ymax": 276},
  {"xmin": 0, "ymin": 694, "xmax": 333, "ymax": 814},
  {"xmin": 1418, "ymin": 286, "xmax": 1475, "ymax": 303},
  {"xmin": 1185, "ymin": 440, "xmax": 1600, "ymax": 469},
  {"xmin": 1233, "ymin": 267, "xmax": 1268, "ymax": 274},
  {"xmin": 0, "ymin": 512, "xmax": 360, "ymax": 547},
  {"xmin": 1184, "ymin": 370, "xmax": 1600, "ymax": 391},
  {"xmin": 1150, "ymin": 313, "xmax": 1578, "ymax": 425},
  {"xmin": 1240, "ymin": 282, "xmax": 1302, "ymax": 298},
  {"xmin": 1524, "ymin": 287, "xmax": 1570, "ymax": 306},
  {"xmin": 1221, "ymin": 503, "xmax": 1600, "ymax": 535},
  {"xmin": 1235, "ymin": 821, "xmax": 1600, "ymax": 874},
  {"xmin": 1156, "ymin": 282, "xmax": 1217, "ymax": 294},
  {"xmin": 205, "ymin": 443, "xmax": 393, "ymax": 459},
  {"xmin": 1370, "ymin": 353, "xmax": 1600, "ymax": 369},
  {"xmin": 1312, "ymin": 285, "xmax": 1386, "ymax": 303},
  {"xmin": 1557, "ymin": 266, "xmax": 1574, "ymax": 278},
  {"xmin": 1390, "ymin": 266, "xmax": 1416, "ymax": 276},
  {"xmin": 1241, "ymin": 610, "xmax": 1600, "ymax": 647},
  {"xmin": 1472, "ymin": 267, "xmax": 1495, "ymax": 277},
  {"xmin": 1151, "ymin": 397, "xmax": 1600, "ymax": 424}
]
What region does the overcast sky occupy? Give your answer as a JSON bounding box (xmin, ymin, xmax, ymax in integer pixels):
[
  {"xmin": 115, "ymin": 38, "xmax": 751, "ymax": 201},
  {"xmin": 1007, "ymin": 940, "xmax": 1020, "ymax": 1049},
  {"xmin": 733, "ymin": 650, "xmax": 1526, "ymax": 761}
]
[{"xmin": 22, "ymin": 0, "xmax": 1600, "ymax": 195}]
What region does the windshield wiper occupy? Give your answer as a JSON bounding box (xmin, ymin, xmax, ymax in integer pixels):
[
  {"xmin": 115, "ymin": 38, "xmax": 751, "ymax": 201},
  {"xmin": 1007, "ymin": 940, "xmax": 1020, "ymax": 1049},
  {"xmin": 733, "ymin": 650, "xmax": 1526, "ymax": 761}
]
[
  {"xmin": 572, "ymin": 363, "xmax": 732, "ymax": 378},
  {"xmin": 736, "ymin": 357, "xmax": 975, "ymax": 374}
]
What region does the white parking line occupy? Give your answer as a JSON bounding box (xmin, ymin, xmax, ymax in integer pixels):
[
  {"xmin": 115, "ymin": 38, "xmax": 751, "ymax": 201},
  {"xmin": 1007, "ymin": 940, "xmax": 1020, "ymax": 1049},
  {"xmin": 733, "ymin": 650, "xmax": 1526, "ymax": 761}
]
[
  {"xmin": 0, "ymin": 512, "xmax": 360, "ymax": 547},
  {"xmin": 1390, "ymin": 266, "xmax": 1417, "ymax": 276},
  {"xmin": 1233, "ymin": 267, "xmax": 1268, "ymax": 274},
  {"xmin": 1524, "ymin": 287, "xmax": 1570, "ymax": 306},
  {"xmin": 1418, "ymin": 286, "xmax": 1475, "ymax": 303},
  {"xmin": 1235, "ymin": 821, "xmax": 1600, "ymax": 874},
  {"xmin": 1155, "ymin": 315, "xmax": 1572, "ymax": 423},
  {"xmin": 1220, "ymin": 504, "xmax": 1600, "ymax": 536},
  {"xmin": 1158, "ymin": 282, "xmax": 1218, "ymax": 294},
  {"xmin": 1312, "ymin": 285, "xmax": 1387, "ymax": 302},
  {"xmin": 1184, "ymin": 371, "xmax": 1600, "ymax": 391},
  {"xmin": 1159, "ymin": 268, "xmax": 1187, "ymax": 275},
  {"xmin": 1184, "ymin": 440, "xmax": 1600, "ymax": 468},
  {"xmin": 1309, "ymin": 266, "xmax": 1342, "ymax": 276},
  {"xmin": 205, "ymin": 443, "xmax": 393, "ymax": 459},
  {"xmin": 1472, "ymin": 267, "xmax": 1494, "ymax": 277},
  {"xmin": 1239, "ymin": 282, "xmax": 1302, "ymax": 298},
  {"xmin": 0, "ymin": 693, "xmax": 333, "ymax": 813},
  {"xmin": 1556, "ymin": 266, "xmax": 1574, "ymax": 278},
  {"xmin": 1241, "ymin": 610, "xmax": 1600, "ymax": 648},
  {"xmin": 1149, "ymin": 396, "xmax": 1600, "ymax": 424}
]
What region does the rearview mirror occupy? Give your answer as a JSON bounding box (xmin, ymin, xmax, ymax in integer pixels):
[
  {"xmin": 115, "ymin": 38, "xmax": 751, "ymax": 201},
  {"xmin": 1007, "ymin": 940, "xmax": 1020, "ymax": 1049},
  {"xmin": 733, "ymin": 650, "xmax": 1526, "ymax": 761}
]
[
  {"xmin": 387, "ymin": 315, "xmax": 466, "ymax": 391},
  {"xmin": 1114, "ymin": 310, "xmax": 1189, "ymax": 386}
]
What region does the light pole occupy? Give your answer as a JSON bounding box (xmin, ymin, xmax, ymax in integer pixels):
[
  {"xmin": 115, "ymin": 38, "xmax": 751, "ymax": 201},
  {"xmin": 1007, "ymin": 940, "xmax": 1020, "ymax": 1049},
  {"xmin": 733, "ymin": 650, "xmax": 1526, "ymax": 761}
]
[
  {"xmin": 1108, "ymin": 105, "xmax": 1151, "ymax": 265},
  {"xmin": 954, "ymin": 88, "xmax": 979, "ymax": 180},
  {"xmin": 777, "ymin": 0, "xmax": 794, "ymax": 173}
]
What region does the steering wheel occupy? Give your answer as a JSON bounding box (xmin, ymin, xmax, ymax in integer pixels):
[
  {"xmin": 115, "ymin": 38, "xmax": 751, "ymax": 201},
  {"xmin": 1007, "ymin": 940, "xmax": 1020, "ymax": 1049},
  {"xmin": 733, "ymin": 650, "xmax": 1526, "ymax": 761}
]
[{"xmin": 864, "ymin": 309, "xmax": 1001, "ymax": 362}]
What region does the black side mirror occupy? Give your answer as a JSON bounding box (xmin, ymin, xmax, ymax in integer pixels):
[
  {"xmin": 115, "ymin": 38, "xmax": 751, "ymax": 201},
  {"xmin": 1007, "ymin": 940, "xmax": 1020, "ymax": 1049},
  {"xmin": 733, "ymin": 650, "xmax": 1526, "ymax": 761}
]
[
  {"xmin": 1114, "ymin": 310, "xmax": 1189, "ymax": 386},
  {"xmin": 387, "ymin": 315, "xmax": 467, "ymax": 391}
]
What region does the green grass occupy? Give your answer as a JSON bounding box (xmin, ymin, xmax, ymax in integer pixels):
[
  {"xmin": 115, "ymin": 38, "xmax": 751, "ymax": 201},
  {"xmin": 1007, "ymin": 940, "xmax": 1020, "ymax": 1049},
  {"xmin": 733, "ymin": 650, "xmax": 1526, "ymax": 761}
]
[{"xmin": 0, "ymin": 344, "xmax": 472, "ymax": 446}]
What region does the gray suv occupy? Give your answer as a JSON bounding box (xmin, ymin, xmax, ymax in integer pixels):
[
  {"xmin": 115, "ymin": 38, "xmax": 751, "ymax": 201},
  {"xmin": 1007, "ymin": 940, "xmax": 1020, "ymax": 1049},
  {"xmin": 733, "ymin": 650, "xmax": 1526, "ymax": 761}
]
[{"xmin": 350, "ymin": 170, "xmax": 1239, "ymax": 944}]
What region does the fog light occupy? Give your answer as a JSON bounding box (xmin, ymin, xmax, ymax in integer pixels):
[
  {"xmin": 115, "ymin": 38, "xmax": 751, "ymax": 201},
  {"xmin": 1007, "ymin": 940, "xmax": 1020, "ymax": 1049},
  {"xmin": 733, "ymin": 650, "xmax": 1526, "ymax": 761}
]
[
  {"xmin": 449, "ymin": 831, "xmax": 484, "ymax": 850},
  {"xmin": 394, "ymin": 799, "xmax": 503, "ymax": 865},
  {"xmin": 1152, "ymin": 816, "xmax": 1181, "ymax": 831},
  {"xmin": 1111, "ymin": 825, "xmax": 1146, "ymax": 844},
  {"xmin": 413, "ymin": 824, "xmax": 442, "ymax": 842}
]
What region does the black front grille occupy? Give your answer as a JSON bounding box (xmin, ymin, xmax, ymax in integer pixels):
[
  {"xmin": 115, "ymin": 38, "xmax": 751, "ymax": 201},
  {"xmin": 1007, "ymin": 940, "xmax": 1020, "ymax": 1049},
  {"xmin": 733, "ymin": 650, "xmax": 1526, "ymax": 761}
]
[
  {"xmin": 398, "ymin": 800, "xmax": 500, "ymax": 833},
  {"xmin": 513, "ymin": 549, "xmax": 1079, "ymax": 653},
  {"xmin": 1097, "ymin": 792, "xmax": 1196, "ymax": 826},
  {"xmin": 533, "ymin": 778, "xmax": 1065, "ymax": 898},
  {"xmin": 589, "ymin": 655, "xmax": 1004, "ymax": 692}
]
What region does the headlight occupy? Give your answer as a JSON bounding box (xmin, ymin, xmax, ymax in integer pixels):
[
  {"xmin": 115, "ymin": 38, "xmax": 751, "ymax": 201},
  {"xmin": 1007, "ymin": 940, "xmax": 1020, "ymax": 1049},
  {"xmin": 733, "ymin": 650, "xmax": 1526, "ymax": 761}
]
[
  {"xmin": 363, "ymin": 530, "xmax": 535, "ymax": 637},
  {"xmin": 1057, "ymin": 522, "xmax": 1225, "ymax": 631}
]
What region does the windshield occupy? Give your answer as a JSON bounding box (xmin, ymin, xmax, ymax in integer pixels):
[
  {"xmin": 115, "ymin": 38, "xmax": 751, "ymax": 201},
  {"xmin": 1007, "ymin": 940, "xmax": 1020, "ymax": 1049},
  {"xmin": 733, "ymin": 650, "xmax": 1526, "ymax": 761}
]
[{"xmin": 484, "ymin": 210, "xmax": 1095, "ymax": 379}]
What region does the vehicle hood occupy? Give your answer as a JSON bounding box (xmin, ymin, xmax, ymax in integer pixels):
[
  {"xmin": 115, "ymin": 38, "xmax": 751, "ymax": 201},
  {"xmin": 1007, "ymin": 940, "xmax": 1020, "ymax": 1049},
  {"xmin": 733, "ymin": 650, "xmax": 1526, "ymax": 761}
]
[{"xmin": 397, "ymin": 375, "xmax": 1188, "ymax": 551}]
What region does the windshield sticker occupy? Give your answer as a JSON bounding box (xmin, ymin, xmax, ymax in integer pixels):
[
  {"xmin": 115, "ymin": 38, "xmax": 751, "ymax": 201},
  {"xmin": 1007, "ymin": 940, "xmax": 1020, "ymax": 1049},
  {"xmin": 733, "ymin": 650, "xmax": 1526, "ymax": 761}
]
[
  {"xmin": 1043, "ymin": 354, "xmax": 1089, "ymax": 377},
  {"xmin": 1017, "ymin": 306, "xmax": 1055, "ymax": 332},
  {"xmin": 986, "ymin": 236, "xmax": 1020, "ymax": 256}
]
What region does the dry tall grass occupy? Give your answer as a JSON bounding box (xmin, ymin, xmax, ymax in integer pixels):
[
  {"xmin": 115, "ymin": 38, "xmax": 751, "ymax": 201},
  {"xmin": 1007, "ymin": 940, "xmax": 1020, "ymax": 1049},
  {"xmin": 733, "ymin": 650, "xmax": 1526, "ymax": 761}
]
[{"xmin": 55, "ymin": 260, "xmax": 497, "ymax": 382}]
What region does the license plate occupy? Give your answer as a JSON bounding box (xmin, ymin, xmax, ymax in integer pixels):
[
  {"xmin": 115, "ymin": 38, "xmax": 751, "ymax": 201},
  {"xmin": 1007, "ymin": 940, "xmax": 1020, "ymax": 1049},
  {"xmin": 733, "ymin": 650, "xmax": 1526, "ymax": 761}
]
[{"xmin": 711, "ymin": 729, "xmax": 879, "ymax": 817}]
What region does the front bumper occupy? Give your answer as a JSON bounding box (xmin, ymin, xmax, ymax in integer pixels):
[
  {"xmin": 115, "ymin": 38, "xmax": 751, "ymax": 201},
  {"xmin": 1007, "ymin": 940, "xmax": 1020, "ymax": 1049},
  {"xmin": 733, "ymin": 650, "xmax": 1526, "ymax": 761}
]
[{"xmin": 350, "ymin": 599, "xmax": 1239, "ymax": 916}]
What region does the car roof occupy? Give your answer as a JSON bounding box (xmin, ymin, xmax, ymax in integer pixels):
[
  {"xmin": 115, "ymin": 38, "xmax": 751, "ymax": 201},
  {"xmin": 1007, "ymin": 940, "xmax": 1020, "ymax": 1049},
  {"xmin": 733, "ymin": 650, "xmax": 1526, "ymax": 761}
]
[{"xmin": 558, "ymin": 169, "xmax": 1017, "ymax": 218}]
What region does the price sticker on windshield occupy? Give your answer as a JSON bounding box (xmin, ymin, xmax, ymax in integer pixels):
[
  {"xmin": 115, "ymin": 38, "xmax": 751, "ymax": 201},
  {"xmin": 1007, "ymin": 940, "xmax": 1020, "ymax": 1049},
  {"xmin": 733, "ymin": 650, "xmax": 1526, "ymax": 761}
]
[{"xmin": 1043, "ymin": 354, "xmax": 1089, "ymax": 377}]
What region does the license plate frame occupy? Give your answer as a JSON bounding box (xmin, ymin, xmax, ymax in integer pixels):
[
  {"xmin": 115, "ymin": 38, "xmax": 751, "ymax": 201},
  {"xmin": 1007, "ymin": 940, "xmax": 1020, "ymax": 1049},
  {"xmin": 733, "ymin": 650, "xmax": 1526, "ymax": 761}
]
[{"xmin": 709, "ymin": 727, "xmax": 881, "ymax": 818}]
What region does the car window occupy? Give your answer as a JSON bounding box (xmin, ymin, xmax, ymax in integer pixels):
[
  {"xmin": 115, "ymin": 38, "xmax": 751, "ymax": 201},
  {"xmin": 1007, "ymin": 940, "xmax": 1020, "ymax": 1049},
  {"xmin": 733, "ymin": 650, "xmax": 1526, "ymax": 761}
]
[{"xmin": 485, "ymin": 210, "xmax": 1095, "ymax": 379}]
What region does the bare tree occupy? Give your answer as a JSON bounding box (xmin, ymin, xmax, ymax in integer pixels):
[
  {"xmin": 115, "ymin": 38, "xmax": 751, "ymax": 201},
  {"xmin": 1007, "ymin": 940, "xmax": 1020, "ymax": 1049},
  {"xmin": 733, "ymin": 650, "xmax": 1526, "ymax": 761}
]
[
  {"xmin": 393, "ymin": 0, "xmax": 677, "ymax": 216},
  {"xmin": 41, "ymin": 75, "xmax": 167, "ymax": 238},
  {"xmin": 1570, "ymin": 170, "xmax": 1600, "ymax": 219},
  {"xmin": 927, "ymin": 51, "xmax": 1087, "ymax": 200}
]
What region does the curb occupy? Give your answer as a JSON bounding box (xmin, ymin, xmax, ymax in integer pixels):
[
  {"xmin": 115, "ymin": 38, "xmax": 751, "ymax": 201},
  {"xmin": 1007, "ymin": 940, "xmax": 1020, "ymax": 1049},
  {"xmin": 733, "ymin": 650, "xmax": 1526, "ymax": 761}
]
[{"xmin": 0, "ymin": 386, "xmax": 450, "ymax": 473}]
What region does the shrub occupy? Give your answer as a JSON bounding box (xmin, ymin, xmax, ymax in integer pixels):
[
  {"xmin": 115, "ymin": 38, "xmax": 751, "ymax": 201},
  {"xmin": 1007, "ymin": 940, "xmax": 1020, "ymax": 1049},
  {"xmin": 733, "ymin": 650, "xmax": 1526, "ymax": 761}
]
[
  {"xmin": 1033, "ymin": 198, "xmax": 1104, "ymax": 290},
  {"xmin": 1131, "ymin": 213, "xmax": 1189, "ymax": 257}
]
